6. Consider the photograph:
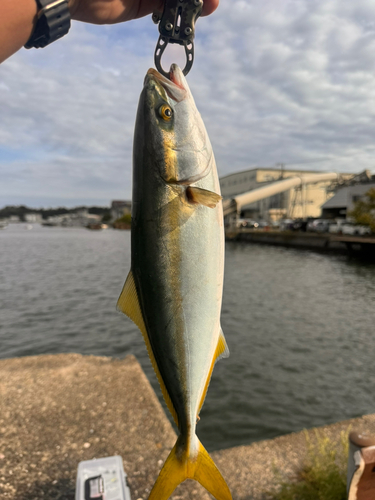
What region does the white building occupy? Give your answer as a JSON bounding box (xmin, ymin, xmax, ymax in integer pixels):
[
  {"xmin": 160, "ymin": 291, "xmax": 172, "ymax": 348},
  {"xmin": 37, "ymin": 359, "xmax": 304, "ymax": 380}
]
[
  {"xmin": 25, "ymin": 213, "xmax": 42, "ymax": 223},
  {"xmin": 8, "ymin": 215, "xmax": 20, "ymax": 223}
]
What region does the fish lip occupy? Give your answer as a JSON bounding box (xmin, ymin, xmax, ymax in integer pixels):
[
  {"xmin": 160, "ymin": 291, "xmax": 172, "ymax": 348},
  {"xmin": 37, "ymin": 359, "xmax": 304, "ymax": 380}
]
[{"xmin": 145, "ymin": 66, "xmax": 187, "ymax": 102}]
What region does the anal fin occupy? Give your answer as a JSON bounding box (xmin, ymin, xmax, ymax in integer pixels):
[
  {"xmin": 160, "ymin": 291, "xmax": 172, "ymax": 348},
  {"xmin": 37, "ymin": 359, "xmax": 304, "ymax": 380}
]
[
  {"xmin": 117, "ymin": 271, "xmax": 179, "ymax": 426},
  {"xmin": 198, "ymin": 329, "xmax": 229, "ymax": 414}
]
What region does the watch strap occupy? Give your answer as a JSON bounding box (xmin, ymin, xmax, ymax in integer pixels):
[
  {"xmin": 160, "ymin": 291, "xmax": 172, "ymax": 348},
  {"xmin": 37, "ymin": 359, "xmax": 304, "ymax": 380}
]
[{"xmin": 25, "ymin": 0, "xmax": 71, "ymax": 49}]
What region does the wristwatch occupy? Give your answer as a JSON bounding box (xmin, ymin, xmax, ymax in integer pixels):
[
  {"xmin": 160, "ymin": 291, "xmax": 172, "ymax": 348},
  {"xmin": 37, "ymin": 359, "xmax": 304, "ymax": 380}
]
[{"xmin": 25, "ymin": 0, "xmax": 71, "ymax": 49}]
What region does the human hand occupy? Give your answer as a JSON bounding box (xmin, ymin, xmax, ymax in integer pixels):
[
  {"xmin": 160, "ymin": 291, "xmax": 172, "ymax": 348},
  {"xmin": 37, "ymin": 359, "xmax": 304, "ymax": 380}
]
[
  {"xmin": 0, "ymin": 0, "xmax": 218, "ymax": 64},
  {"xmin": 69, "ymin": 0, "xmax": 219, "ymax": 25}
]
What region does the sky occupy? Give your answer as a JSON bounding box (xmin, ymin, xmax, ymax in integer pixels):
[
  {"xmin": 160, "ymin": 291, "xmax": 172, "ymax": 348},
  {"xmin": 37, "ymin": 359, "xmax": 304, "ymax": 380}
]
[{"xmin": 1, "ymin": 0, "xmax": 375, "ymax": 208}]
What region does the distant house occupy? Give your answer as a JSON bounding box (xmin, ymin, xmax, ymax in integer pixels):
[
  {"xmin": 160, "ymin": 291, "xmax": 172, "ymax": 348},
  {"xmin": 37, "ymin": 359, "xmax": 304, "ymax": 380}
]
[
  {"xmin": 25, "ymin": 213, "xmax": 42, "ymax": 223},
  {"xmin": 321, "ymin": 182, "xmax": 375, "ymax": 219},
  {"xmin": 111, "ymin": 200, "xmax": 131, "ymax": 221}
]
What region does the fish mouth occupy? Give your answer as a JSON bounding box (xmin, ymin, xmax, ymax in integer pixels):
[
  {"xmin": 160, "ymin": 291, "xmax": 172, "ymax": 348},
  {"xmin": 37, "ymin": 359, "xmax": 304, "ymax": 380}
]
[{"xmin": 146, "ymin": 65, "xmax": 187, "ymax": 102}]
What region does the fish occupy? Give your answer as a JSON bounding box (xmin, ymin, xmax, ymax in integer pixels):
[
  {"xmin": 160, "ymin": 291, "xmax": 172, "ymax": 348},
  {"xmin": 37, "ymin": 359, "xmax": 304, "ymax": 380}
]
[{"xmin": 117, "ymin": 64, "xmax": 231, "ymax": 500}]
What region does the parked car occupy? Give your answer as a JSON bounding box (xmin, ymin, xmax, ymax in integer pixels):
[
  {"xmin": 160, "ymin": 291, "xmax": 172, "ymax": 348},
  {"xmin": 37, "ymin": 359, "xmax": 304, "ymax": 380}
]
[
  {"xmin": 341, "ymin": 223, "xmax": 371, "ymax": 236},
  {"xmin": 306, "ymin": 219, "xmax": 332, "ymax": 233},
  {"xmin": 328, "ymin": 219, "xmax": 347, "ymax": 234},
  {"xmin": 237, "ymin": 219, "xmax": 259, "ymax": 228},
  {"xmin": 290, "ymin": 219, "xmax": 308, "ymax": 232},
  {"xmin": 279, "ymin": 219, "xmax": 294, "ymax": 231}
]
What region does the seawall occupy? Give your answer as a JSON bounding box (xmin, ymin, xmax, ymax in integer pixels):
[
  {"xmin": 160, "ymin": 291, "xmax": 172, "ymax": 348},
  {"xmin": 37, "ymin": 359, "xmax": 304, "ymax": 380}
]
[
  {"xmin": 1, "ymin": 354, "xmax": 375, "ymax": 500},
  {"xmin": 226, "ymin": 229, "xmax": 375, "ymax": 257}
]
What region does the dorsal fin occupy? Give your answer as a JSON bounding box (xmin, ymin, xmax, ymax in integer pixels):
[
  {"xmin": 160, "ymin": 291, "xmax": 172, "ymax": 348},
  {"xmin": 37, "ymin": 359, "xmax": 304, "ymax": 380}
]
[
  {"xmin": 198, "ymin": 329, "xmax": 229, "ymax": 415},
  {"xmin": 117, "ymin": 270, "xmax": 179, "ymax": 426}
]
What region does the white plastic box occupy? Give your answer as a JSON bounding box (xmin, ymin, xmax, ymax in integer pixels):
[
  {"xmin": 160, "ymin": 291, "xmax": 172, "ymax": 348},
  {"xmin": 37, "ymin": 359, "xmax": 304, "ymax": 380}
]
[{"xmin": 75, "ymin": 456, "xmax": 131, "ymax": 500}]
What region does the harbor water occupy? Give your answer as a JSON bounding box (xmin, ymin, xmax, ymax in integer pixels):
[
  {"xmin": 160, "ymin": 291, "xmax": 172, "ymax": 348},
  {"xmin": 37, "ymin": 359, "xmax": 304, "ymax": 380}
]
[{"xmin": 1, "ymin": 224, "xmax": 375, "ymax": 451}]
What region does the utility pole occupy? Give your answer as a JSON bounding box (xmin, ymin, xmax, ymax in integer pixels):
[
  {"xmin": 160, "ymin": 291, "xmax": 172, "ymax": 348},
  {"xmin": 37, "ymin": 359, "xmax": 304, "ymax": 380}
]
[
  {"xmin": 276, "ymin": 162, "xmax": 285, "ymax": 180},
  {"xmin": 276, "ymin": 163, "xmax": 286, "ymax": 214}
]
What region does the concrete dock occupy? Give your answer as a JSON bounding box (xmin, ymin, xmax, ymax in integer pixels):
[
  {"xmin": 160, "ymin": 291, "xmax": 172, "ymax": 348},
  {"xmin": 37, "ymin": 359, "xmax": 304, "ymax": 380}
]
[
  {"xmin": 226, "ymin": 229, "xmax": 375, "ymax": 257},
  {"xmin": 1, "ymin": 353, "xmax": 375, "ymax": 500}
]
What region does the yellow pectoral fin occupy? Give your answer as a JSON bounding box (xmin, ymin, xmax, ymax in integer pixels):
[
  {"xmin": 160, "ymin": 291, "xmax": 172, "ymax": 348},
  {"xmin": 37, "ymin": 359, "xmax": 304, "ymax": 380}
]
[
  {"xmin": 186, "ymin": 186, "xmax": 222, "ymax": 208},
  {"xmin": 117, "ymin": 271, "xmax": 179, "ymax": 426},
  {"xmin": 198, "ymin": 329, "xmax": 230, "ymax": 414}
]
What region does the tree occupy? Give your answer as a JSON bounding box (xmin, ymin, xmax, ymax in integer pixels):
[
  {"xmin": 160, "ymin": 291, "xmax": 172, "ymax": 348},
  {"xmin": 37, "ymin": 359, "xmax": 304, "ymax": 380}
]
[
  {"xmin": 349, "ymin": 188, "xmax": 375, "ymax": 233},
  {"xmin": 115, "ymin": 213, "xmax": 131, "ymax": 224},
  {"xmin": 101, "ymin": 211, "xmax": 112, "ymax": 223},
  {"xmin": 113, "ymin": 213, "xmax": 131, "ymax": 229}
]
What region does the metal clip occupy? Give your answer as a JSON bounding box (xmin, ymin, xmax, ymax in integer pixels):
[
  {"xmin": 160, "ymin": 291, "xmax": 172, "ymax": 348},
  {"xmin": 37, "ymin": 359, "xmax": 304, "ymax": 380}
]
[{"xmin": 153, "ymin": 0, "xmax": 203, "ymax": 78}]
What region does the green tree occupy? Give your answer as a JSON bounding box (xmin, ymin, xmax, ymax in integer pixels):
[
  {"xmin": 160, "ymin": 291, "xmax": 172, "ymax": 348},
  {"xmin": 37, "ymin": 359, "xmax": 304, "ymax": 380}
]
[
  {"xmin": 115, "ymin": 213, "xmax": 131, "ymax": 224},
  {"xmin": 349, "ymin": 188, "xmax": 375, "ymax": 233},
  {"xmin": 101, "ymin": 211, "xmax": 112, "ymax": 223}
]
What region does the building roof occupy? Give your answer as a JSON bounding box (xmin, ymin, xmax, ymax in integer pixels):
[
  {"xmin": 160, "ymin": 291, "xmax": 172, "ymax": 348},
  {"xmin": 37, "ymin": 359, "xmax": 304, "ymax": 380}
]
[
  {"xmin": 111, "ymin": 200, "xmax": 131, "ymax": 208},
  {"xmin": 321, "ymin": 187, "xmax": 350, "ymax": 209},
  {"xmin": 322, "ymin": 183, "xmax": 375, "ymax": 209},
  {"xmin": 219, "ymin": 167, "xmax": 343, "ymax": 181}
]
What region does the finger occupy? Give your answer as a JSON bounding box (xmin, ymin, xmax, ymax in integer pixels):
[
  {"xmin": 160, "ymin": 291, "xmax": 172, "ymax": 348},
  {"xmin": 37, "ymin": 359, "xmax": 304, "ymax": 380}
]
[
  {"xmin": 201, "ymin": 0, "xmax": 219, "ymax": 17},
  {"xmin": 140, "ymin": 0, "xmax": 219, "ymax": 19},
  {"xmin": 133, "ymin": 0, "xmax": 164, "ymax": 20}
]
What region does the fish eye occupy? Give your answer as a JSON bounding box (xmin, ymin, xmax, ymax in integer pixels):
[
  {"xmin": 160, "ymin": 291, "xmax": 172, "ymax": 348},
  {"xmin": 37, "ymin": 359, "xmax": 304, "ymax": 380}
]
[{"xmin": 159, "ymin": 104, "xmax": 173, "ymax": 121}]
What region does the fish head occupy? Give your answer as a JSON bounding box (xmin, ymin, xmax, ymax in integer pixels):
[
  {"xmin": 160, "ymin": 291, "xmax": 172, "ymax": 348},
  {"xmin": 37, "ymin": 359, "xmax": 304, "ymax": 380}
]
[{"xmin": 140, "ymin": 64, "xmax": 213, "ymax": 185}]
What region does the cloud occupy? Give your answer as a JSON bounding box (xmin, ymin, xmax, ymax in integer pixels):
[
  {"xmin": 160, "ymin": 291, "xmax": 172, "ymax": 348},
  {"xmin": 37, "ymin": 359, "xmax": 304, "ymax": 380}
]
[
  {"xmin": 0, "ymin": 19, "xmax": 154, "ymax": 204},
  {"xmin": 1, "ymin": 0, "xmax": 375, "ymax": 206},
  {"xmin": 193, "ymin": 0, "xmax": 375, "ymax": 167}
]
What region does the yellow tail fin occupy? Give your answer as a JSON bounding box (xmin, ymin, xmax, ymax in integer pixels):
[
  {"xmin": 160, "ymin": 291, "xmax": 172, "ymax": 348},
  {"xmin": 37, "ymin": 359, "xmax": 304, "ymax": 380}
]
[{"xmin": 148, "ymin": 436, "xmax": 232, "ymax": 500}]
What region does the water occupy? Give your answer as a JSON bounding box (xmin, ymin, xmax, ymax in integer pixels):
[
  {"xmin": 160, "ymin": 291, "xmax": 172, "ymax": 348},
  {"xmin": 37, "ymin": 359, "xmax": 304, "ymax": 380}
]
[{"xmin": 1, "ymin": 224, "xmax": 375, "ymax": 451}]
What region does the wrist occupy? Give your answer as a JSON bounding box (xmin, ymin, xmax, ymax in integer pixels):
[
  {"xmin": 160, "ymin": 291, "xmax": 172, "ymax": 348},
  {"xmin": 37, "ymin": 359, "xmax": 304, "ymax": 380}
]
[
  {"xmin": 24, "ymin": 0, "xmax": 71, "ymax": 49},
  {"xmin": 0, "ymin": 0, "xmax": 38, "ymax": 63},
  {"xmin": 68, "ymin": 0, "xmax": 79, "ymax": 20}
]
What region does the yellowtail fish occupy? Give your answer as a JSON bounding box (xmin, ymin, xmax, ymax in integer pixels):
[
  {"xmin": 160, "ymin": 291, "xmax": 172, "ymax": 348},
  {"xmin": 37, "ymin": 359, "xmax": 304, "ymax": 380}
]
[{"xmin": 117, "ymin": 64, "xmax": 231, "ymax": 500}]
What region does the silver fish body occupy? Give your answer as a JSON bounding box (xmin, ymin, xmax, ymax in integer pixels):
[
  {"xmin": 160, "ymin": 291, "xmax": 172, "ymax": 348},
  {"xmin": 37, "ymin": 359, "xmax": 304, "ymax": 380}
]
[{"xmin": 118, "ymin": 65, "xmax": 231, "ymax": 500}]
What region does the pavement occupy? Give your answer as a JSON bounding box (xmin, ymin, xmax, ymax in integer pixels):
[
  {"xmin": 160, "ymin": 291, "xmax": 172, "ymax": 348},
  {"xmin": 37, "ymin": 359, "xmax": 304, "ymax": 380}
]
[{"xmin": 1, "ymin": 353, "xmax": 375, "ymax": 500}]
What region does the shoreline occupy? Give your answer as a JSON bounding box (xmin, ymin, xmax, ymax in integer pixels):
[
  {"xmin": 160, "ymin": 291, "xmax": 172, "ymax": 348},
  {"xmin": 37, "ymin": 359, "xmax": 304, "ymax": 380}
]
[
  {"xmin": 1, "ymin": 353, "xmax": 375, "ymax": 499},
  {"xmin": 226, "ymin": 228, "xmax": 375, "ymax": 259}
]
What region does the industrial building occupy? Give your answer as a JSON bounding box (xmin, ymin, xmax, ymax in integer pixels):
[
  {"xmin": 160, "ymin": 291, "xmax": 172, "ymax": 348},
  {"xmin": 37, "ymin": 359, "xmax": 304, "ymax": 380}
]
[{"xmin": 220, "ymin": 167, "xmax": 354, "ymax": 221}]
